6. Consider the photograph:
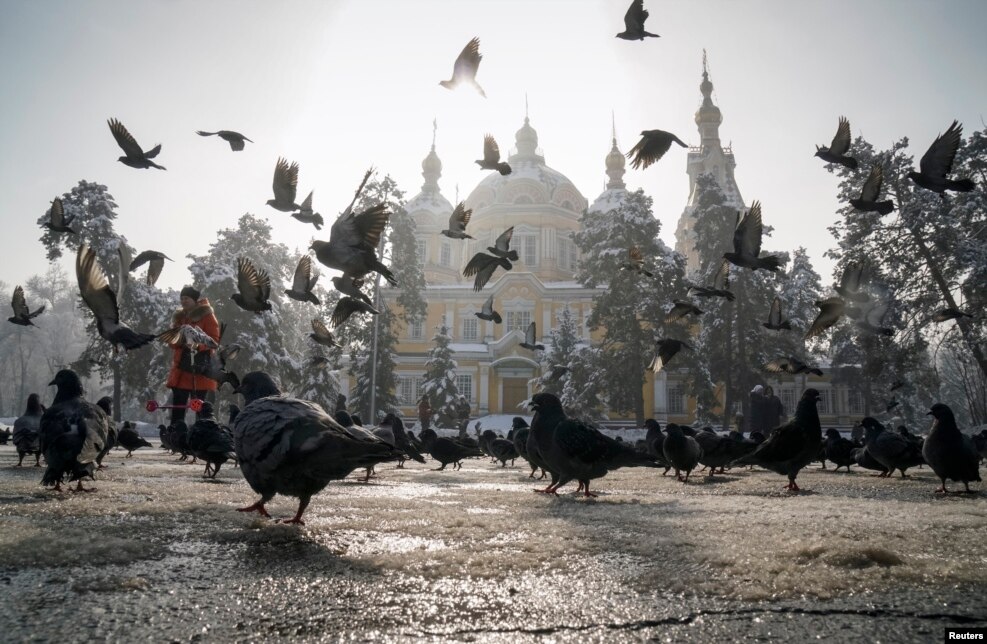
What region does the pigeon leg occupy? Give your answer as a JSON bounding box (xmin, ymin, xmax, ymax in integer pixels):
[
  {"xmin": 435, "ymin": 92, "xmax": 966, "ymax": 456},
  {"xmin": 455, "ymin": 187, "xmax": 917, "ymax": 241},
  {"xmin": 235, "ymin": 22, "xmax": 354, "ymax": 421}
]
[
  {"xmin": 278, "ymin": 498, "xmax": 310, "ymax": 525},
  {"xmin": 662, "ymin": 467, "xmax": 670, "ymax": 476},
  {"xmin": 237, "ymin": 500, "xmax": 271, "ymax": 518},
  {"xmin": 683, "ymin": 470, "xmax": 690, "ymax": 483},
  {"xmin": 16, "ymin": 454, "xmax": 24, "ymax": 467},
  {"xmin": 126, "ymin": 451, "xmax": 133, "ymax": 458},
  {"xmin": 899, "ymin": 470, "xmax": 910, "ymax": 479},
  {"xmin": 211, "ymin": 463, "xmax": 222, "ymax": 479},
  {"xmin": 72, "ymin": 480, "xmax": 96, "ymax": 493},
  {"xmin": 574, "ymin": 481, "xmax": 584, "ymax": 493},
  {"xmin": 528, "ymin": 469, "xmax": 536, "ymax": 478},
  {"xmin": 52, "ymin": 481, "xmax": 63, "ymax": 492},
  {"xmin": 397, "ymin": 461, "xmax": 405, "ymax": 469},
  {"xmin": 34, "ymin": 454, "xmax": 41, "ymax": 467},
  {"xmin": 539, "ymin": 469, "xmax": 547, "ymax": 480},
  {"xmin": 434, "ymin": 463, "xmax": 447, "ymax": 471},
  {"xmin": 581, "ymin": 481, "xmax": 598, "ymax": 498},
  {"xmin": 97, "ymin": 463, "xmax": 107, "ymax": 471},
  {"xmin": 786, "ymin": 479, "xmax": 801, "ymax": 492}
]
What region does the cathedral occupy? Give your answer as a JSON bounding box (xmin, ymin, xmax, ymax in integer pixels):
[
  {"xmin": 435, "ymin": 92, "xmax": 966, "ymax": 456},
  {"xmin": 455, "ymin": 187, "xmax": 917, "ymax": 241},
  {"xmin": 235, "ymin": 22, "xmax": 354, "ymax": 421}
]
[{"xmin": 342, "ymin": 56, "xmax": 863, "ymax": 428}]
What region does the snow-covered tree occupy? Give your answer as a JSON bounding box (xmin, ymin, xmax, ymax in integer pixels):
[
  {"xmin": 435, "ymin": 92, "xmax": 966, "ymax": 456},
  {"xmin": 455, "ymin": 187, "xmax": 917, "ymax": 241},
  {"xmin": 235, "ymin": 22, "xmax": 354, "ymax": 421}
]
[
  {"xmin": 561, "ymin": 345, "xmax": 608, "ymax": 422},
  {"xmin": 531, "ymin": 304, "xmax": 580, "ymax": 397},
  {"xmin": 421, "ymin": 320, "xmax": 460, "ymax": 427}
]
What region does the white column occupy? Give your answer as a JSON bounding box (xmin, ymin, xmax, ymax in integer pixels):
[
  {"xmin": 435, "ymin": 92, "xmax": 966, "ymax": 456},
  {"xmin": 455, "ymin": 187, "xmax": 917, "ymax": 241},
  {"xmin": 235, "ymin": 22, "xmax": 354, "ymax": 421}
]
[{"xmin": 480, "ymin": 366, "xmax": 489, "ymax": 414}]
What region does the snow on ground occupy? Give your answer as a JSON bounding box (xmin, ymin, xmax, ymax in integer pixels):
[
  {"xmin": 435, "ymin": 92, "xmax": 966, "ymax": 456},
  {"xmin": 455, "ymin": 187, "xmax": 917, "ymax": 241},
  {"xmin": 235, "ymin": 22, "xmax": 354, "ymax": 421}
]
[{"xmin": 0, "ymin": 443, "xmax": 984, "ymax": 641}]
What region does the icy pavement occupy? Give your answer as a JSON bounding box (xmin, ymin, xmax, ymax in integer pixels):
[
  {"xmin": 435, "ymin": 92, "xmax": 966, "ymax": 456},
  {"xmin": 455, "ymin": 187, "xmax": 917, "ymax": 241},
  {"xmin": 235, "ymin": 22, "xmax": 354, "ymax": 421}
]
[{"xmin": 0, "ymin": 444, "xmax": 985, "ymax": 642}]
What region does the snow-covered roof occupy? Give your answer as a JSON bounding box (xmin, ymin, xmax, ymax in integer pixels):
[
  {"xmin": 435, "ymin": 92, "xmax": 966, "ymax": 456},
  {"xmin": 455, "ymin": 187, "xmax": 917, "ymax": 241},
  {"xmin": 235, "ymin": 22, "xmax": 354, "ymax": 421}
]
[
  {"xmin": 588, "ymin": 187, "xmax": 629, "ymax": 214},
  {"xmin": 405, "ymin": 189, "xmax": 453, "ymax": 218},
  {"xmin": 448, "ymin": 343, "xmax": 488, "ymax": 353}
]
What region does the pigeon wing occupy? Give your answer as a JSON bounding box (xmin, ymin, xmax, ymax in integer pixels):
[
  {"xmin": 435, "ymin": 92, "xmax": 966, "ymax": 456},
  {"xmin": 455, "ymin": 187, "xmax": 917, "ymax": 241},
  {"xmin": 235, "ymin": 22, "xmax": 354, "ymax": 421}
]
[
  {"xmin": 453, "ymin": 37, "xmax": 482, "ymax": 80},
  {"xmin": 236, "ymin": 257, "xmax": 267, "ymax": 302},
  {"xmin": 736, "ymin": 201, "xmax": 764, "ymax": 258},
  {"xmin": 624, "ymin": 0, "xmax": 646, "ymax": 30},
  {"xmin": 483, "ymin": 135, "xmax": 500, "ymax": 164},
  {"xmin": 107, "ymin": 118, "xmax": 144, "ymax": 158},
  {"xmin": 449, "ymin": 202, "xmax": 471, "ymax": 232},
  {"xmin": 919, "ymin": 120, "xmax": 962, "ymax": 180},
  {"xmin": 481, "ymin": 294, "xmax": 495, "ymax": 316},
  {"xmin": 763, "ymin": 358, "xmax": 791, "ymax": 374},
  {"xmin": 272, "ymin": 157, "xmax": 299, "ymax": 205},
  {"xmin": 463, "ymin": 252, "xmax": 495, "ymax": 278},
  {"xmin": 300, "ymin": 190, "xmax": 313, "ymax": 212},
  {"xmin": 292, "ymin": 255, "xmax": 315, "ymax": 293},
  {"xmin": 76, "ymin": 244, "xmax": 120, "ymax": 326},
  {"xmin": 805, "ymin": 297, "xmax": 845, "ymax": 339},
  {"xmin": 311, "ymin": 318, "xmax": 334, "ymax": 341},
  {"xmin": 859, "ymin": 164, "xmax": 883, "ymax": 202},
  {"xmin": 829, "ymin": 117, "xmax": 852, "ymax": 156},
  {"xmin": 713, "ymin": 259, "xmax": 730, "ymax": 290},
  {"xmin": 11, "ymin": 286, "xmax": 29, "ymax": 318},
  {"xmin": 49, "ymin": 198, "xmax": 67, "ymax": 226},
  {"xmin": 473, "ymin": 261, "xmax": 499, "ymax": 291},
  {"xmin": 525, "ymin": 322, "xmax": 537, "ymax": 345},
  {"xmin": 330, "ymin": 297, "xmax": 360, "ymax": 327},
  {"xmin": 863, "ymin": 300, "xmax": 889, "ymax": 327},
  {"xmin": 352, "ymin": 204, "xmax": 390, "ymax": 249},
  {"xmin": 494, "ymin": 226, "xmax": 514, "ymax": 253},
  {"xmin": 146, "ymin": 257, "xmax": 164, "ymax": 286},
  {"xmin": 768, "ymin": 296, "xmax": 782, "ymax": 325}
]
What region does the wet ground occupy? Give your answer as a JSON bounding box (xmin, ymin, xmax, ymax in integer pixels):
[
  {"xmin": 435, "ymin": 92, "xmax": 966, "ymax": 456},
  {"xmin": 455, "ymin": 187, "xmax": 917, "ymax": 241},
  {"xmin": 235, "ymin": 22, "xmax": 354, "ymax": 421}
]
[{"xmin": 0, "ymin": 443, "xmax": 985, "ymax": 642}]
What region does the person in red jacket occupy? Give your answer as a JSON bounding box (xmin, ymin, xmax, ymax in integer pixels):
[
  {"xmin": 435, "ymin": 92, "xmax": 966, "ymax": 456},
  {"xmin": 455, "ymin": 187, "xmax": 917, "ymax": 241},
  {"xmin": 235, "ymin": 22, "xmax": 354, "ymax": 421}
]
[{"xmin": 166, "ymin": 286, "xmax": 221, "ymax": 425}]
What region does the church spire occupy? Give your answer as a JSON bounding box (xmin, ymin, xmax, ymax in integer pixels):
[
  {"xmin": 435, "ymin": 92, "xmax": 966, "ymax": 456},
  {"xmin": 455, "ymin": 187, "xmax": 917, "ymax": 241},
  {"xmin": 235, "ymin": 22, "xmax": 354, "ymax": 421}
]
[
  {"xmin": 695, "ymin": 49, "xmax": 723, "ymax": 149},
  {"xmin": 605, "ymin": 111, "xmax": 626, "ymax": 190},
  {"xmin": 421, "ymin": 119, "xmax": 442, "ymax": 193}
]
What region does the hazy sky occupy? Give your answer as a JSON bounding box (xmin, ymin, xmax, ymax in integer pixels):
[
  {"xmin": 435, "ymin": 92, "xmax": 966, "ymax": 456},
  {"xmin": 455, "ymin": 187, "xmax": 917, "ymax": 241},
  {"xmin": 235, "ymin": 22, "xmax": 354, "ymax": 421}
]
[{"xmin": 2, "ymin": 0, "xmax": 986, "ymax": 297}]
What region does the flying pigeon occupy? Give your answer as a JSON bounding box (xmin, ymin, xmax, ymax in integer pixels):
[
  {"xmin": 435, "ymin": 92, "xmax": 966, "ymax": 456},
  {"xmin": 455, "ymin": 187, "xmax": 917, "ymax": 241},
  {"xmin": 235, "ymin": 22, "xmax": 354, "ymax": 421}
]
[
  {"xmin": 231, "ymin": 257, "xmax": 272, "ymax": 314},
  {"xmin": 107, "ymin": 118, "xmax": 165, "ymax": 170},
  {"xmin": 475, "ymin": 293, "xmax": 502, "ymax": 324},
  {"xmin": 439, "ymin": 37, "xmax": 486, "ymax": 97},
  {"xmin": 291, "ymin": 190, "xmax": 325, "ymax": 230},
  {"xmin": 196, "ymin": 129, "xmax": 252, "ymax": 151},
  {"xmin": 723, "ymin": 202, "xmax": 783, "ymax": 272},
  {"xmin": 762, "ymin": 296, "xmax": 791, "ymax": 331},
  {"xmin": 309, "ymin": 318, "xmax": 342, "ymax": 348},
  {"xmin": 8, "ymin": 286, "xmax": 44, "ymax": 326},
  {"xmin": 626, "ymin": 129, "xmax": 687, "ymax": 170},
  {"xmin": 764, "ymin": 356, "xmax": 823, "ymax": 376},
  {"xmin": 284, "ymin": 255, "xmax": 320, "ymax": 305},
  {"xmin": 486, "ymin": 227, "xmax": 519, "ymax": 261},
  {"xmin": 463, "ymin": 252, "xmax": 511, "ymax": 291},
  {"xmin": 931, "ymin": 308, "xmax": 973, "ymax": 323},
  {"xmin": 616, "ymin": 0, "xmax": 660, "ymax": 40},
  {"xmin": 805, "ymin": 297, "xmax": 845, "ymax": 339},
  {"xmin": 814, "ymin": 117, "xmax": 858, "ymax": 169},
  {"xmin": 331, "ymin": 275, "xmax": 374, "ymax": 307},
  {"xmin": 855, "ymin": 300, "xmax": 893, "ymax": 336},
  {"xmin": 908, "ymin": 121, "xmax": 975, "ymax": 196},
  {"xmin": 39, "ymin": 369, "xmax": 110, "ymax": 492},
  {"xmin": 688, "ymin": 259, "xmax": 735, "ymax": 301},
  {"xmin": 519, "ymin": 321, "xmax": 545, "ymax": 351},
  {"xmin": 308, "ymin": 354, "xmax": 330, "ymax": 369},
  {"xmin": 665, "ymin": 300, "xmax": 703, "ymax": 323},
  {"xmin": 44, "ymin": 198, "xmax": 77, "ymax": 234},
  {"xmin": 648, "ymin": 338, "xmax": 690, "ymax": 373},
  {"xmin": 129, "ymin": 250, "xmax": 172, "ymax": 287},
  {"xmin": 924, "ymin": 403, "xmax": 981, "ymax": 493},
  {"xmin": 330, "ymin": 296, "xmax": 379, "ymax": 327},
  {"xmin": 266, "ymin": 157, "xmax": 301, "ymax": 212},
  {"xmin": 156, "ymin": 324, "xmax": 220, "ymax": 350},
  {"xmin": 76, "ymin": 244, "xmax": 156, "ymax": 351},
  {"xmin": 547, "ymin": 365, "xmax": 569, "ymax": 381},
  {"xmin": 475, "ymin": 135, "xmax": 511, "ymax": 174},
  {"xmin": 619, "ymin": 246, "xmax": 654, "ymax": 277},
  {"xmin": 441, "ymin": 202, "xmax": 475, "ymax": 239},
  {"xmin": 850, "ymin": 164, "xmax": 894, "ymax": 215},
  {"xmin": 834, "ymin": 262, "xmax": 870, "ymax": 302}
]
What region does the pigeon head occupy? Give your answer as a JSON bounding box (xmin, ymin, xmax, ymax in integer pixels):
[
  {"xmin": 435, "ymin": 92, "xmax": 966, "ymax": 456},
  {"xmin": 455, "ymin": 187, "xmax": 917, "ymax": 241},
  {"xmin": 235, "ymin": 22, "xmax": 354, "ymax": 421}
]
[
  {"xmin": 481, "ymin": 429, "xmax": 497, "ymax": 440},
  {"xmin": 825, "ymin": 428, "xmax": 842, "ymax": 440},
  {"xmin": 379, "ymin": 413, "xmax": 396, "ymax": 426},
  {"xmin": 48, "ymin": 369, "xmax": 83, "ymax": 394},
  {"xmin": 96, "ymin": 396, "xmax": 113, "ymax": 416},
  {"xmin": 529, "ymin": 392, "xmax": 562, "ymax": 413},
  {"xmin": 801, "ymin": 388, "xmax": 821, "ymax": 402},
  {"xmin": 664, "ymin": 423, "xmax": 684, "ymax": 437},
  {"xmin": 860, "ymin": 417, "xmax": 884, "ymax": 432},
  {"xmin": 927, "ymin": 403, "xmax": 955, "ymax": 422},
  {"xmin": 197, "ymin": 401, "xmax": 215, "ymax": 419},
  {"xmin": 511, "ymin": 417, "xmax": 529, "ymax": 430},
  {"xmin": 351, "ymin": 414, "xmax": 364, "ymax": 426},
  {"xmin": 419, "ymin": 428, "xmax": 437, "ymax": 444},
  {"xmin": 643, "ymin": 419, "xmax": 661, "ymax": 432},
  {"xmin": 235, "ymin": 371, "xmax": 281, "ymax": 404}
]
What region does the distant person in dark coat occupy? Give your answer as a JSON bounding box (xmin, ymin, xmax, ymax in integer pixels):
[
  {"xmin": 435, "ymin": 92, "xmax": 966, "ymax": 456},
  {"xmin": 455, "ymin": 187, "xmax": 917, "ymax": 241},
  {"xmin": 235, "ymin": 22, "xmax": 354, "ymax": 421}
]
[
  {"xmin": 748, "ymin": 385, "xmax": 766, "ymax": 435},
  {"xmin": 417, "ymin": 395, "xmax": 432, "ymax": 433},
  {"xmin": 762, "ymin": 386, "xmax": 785, "ymax": 435}
]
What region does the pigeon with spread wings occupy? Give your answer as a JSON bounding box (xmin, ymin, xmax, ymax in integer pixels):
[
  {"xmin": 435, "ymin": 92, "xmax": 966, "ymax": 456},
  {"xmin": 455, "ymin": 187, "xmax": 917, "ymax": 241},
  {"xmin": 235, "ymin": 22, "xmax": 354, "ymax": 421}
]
[
  {"xmin": 292, "ymin": 190, "xmax": 324, "ymax": 230},
  {"xmin": 441, "ymin": 202, "xmax": 474, "ymax": 239},
  {"xmin": 196, "ymin": 129, "xmax": 252, "ymax": 151},
  {"xmin": 310, "ymin": 319, "xmax": 342, "ymax": 348},
  {"xmin": 665, "ymin": 300, "xmax": 703, "ymax": 323},
  {"xmin": 487, "ymin": 227, "xmax": 519, "ymax": 261},
  {"xmin": 475, "ymin": 293, "xmax": 502, "ymax": 324},
  {"xmin": 648, "ymin": 339, "xmax": 690, "ymax": 373},
  {"xmin": 616, "ymin": 0, "xmax": 660, "ymax": 40},
  {"xmin": 619, "ymin": 246, "xmax": 654, "ymax": 277},
  {"xmin": 8, "ymin": 286, "xmax": 44, "ymax": 327},
  {"xmin": 107, "ymin": 118, "xmax": 165, "ymax": 170},
  {"xmin": 129, "ymin": 250, "xmax": 172, "ymax": 287},
  {"xmin": 475, "ymin": 135, "xmax": 511, "ymax": 175},
  {"xmin": 627, "ymin": 129, "xmax": 686, "ymax": 170},
  {"xmin": 463, "ymin": 252, "xmax": 511, "ymax": 291},
  {"xmin": 762, "ymin": 296, "xmax": 791, "ymax": 331},
  {"xmin": 231, "ymin": 257, "xmax": 272, "ymax": 314},
  {"xmin": 814, "ymin": 117, "xmax": 858, "ymax": 169},
  {"xmin": 723, "ymin": 201, "xmax": 783, "ymax": 272},
  {"xmin": 44, "ymin": 198, "xmax": 77, "ymax": 234},
  {"xmin": 519, "ymin": 322, "xmax": 544, "ymax": 351},
  {"xmin": 688, "ymin": 260, "xmax": 735, "ymax": 301},
  {"xmin": 805, "ymin": 297, "xmax": 845, "ymax": 339},
  {"xmin": 330, "ymin": 296, "xmax": 379, "ymax": 327},
  {"xmin": 76, "ymin": 244, "xmax": 156, "ymax": 351},
  {"xmin": 284, "ymin": 255, "xmax": 320, "ymax": 305},
  {"xmin": 764, "ymin": 356, "xmax": 823, "ymax": 377},
  {"xmin": 439, "ymin": 37, "xmax": 486, "ymax": 97},
  {"xmin": 266, "ymin": 157, "xmax": 301, "ymax": 212},
  {"xmin": 850, "ymin": 165, "xmax": 894, "ymax": 215},
  {"xmin": 908, "ymin": 121, "xmax": 975, "ymax": 196}
]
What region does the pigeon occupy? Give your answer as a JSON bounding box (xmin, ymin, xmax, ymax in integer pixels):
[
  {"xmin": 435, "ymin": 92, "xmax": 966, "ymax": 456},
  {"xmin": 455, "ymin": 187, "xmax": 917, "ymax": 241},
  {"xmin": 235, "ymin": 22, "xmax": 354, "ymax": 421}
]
[
  {"xmin": 76, "ymin": 244, "xmax": 156, "ymax": 351},
  {"xmin": 116, "ymin": 422, "xmax": 152, "ymax": 457},
  {"xmin": 330, "ymin": 296, "xmax": 380, "ymax": 327},
  {"xmin": 626, "ymin": 130, "xmax": 687, "ymax": 170},
  {"xmin": 39, "ymin": 370, "xmax": 110, "ymax": 492},
  {"xmin": 734, "ymin": 389, "xmax": 822, "ymax": 491},
  {"xmin": 695, "ymin": 429, "xmax": 756, "ymax": 478},
  {"xmin": 764, "ymin": 356, "xmax": 823, "ymax": 377},
  {"xmin": 861, "ymin": 417, "xmax": 924, "ymax": 478},
  {"xmin": 644, "ymin": 419, "xmax": 671, "ymax": 473},
  {"xmin": 129, "ymin": 250, "xmax": 172, "ymax": 287},
  {"xmin": 663, "ymin": 423, "xmax": 703, "ymax": 482},
  {"xmin": 169, "ymin": 421, "xmax": 193, "ymax": 461},
  {"xmin": 931, "ymin": 308, "xmax": 973, "ymax": 323},
  {"xmin": 648, "ymin": 339, "xmax": 690, "ymax": 373},
  {"xmin": 439, "ymin": 37, "xmax": 486, "ymax": 97},
  {"xmin": 665, "ymin": 300, "xmax": 703, "ymax": 323},
  {"xmin": 12, "ymin": 393, "xmax": 44, "ymax": 467},
  {"xmin": 511, "ymin": 418, "xmax": 542, "ymax": 478},
  {"xmin": 419, "ymin": 428, "xmax": 484, "ymax": 471},
  {"xmin": 908, "ymin": 121, "xmax": 975, "ymax": 196},
  {"xmin": 534, "ymin": 392, "xmax": 658, "ymax": 496},
  {"xmin": 311, "ymin": 189, "xmax": 395, "ymax": 286},
  {"xmin": 834, "ymin": 263, "xmax": 870, "ymax": 302},
  {"xmin": 852, "ymin": 445, "xmax": 889, "ymax": 475},
  {"xmin": 490, "ymin": 438, "xmax": 519, "ymax": 467},
  {"xmin": 824, "ymin": 428, "xmax": 855, "ymax": 472},
  {"xmin": 92, "ymin": 396, "xmax": 117, "ymax": 469},
  {"xmin": 44, "ymin": 198, "xmax": 77, "ymax": 234},
  {"xmin": 924, "ymin": 403, "xmax": 981, "ymax": 493},
  {"xmin": 107, "ymin": 118, "xmax": 165, "ymax": 170},
  {"xmin": 475, "ymin": 135, "xmax": 511, "ymax": 174},
  {"xmin": 850, "ymin": 164, "xmax": 895, "ymax": 215},
  {"xmin": 441, "ymin": 202, "xmax": 475, "ymax": 239},
  {"xmin": 292, "ymin": 191, "xmax": 325, "ymax": 230},
  {"xmin": 8, "ymin": 286, "xmax": 44, "ymax": 326},
  {"xmin": 519, "ymin": 321, "xmax": 545, "ymax": 351},
  {"xmin": 188, "ymin": 402, "xmax": 237, "ymax": 478},
  {"xmin": 284, "ymin": 255, "xmax": 320, "ymax": 305},
  {"xmin": 230, "ymin": 257, "xmax": 272, "ymax": 313},
  {"xmin": 805, "ymin": 297, "xmax": 846, "ymax": 339},
  {"xmin": 814, "ymin": 116, "xmax": 858, "ymax": 169},
  {"xmin": 463, "ymin": 252, "xmax": 512, "ymax": 292},
  {"xmin": 475, "ymin": 293, "xmax": 502, "ymax": 324},
  {"xmin": 616, "ymin": 0, "xmax": 660, "ymax": 40},
  {"xmin": 196, "ymin": 129, "xmax": 252, "ymax": 151},
  {"xmin": 723, "ymin": 202, "xmax": 783, "ymax": 272},
  {"xmin": 327, "ymin": 276, "xmax": 370, "ymax": 308},
  {"xmin": 233, "ymin": 371, "xmax": 403, "ymax": 523},
  {"xmin": 547, "ymin": 365, "xmax": 569, "ymax": 381},
  {"xmin": 855, "ymin": 300, "xmax": 893, "ymax": 336},
  {"xmin": 762, "ymin": 296, "xmax": 791, "ymax": 331},
  {"xmin": 487, "ymin": 227, "xmax": 519, "ymax": 261},
  {"xmin": 478, "ymin": 429, "xmax": 499, "ymax": 459},
  {"xmin": 688, "ymin": 259, "xmax": 735, "ymax": 301},
  {"xmin": 266, "ymin": 157, "xmax": 301, "ymax": 212},
  {"xmin": 526, "ymin": 398, "xmax": 565, "ymax": 492},
  {"xmin": 309, "ymin": 319, "xmax": 342, "ymax": 348},
  {"xmin": 156, "ymin": 323, "xmax": 219, "ymax": 350},
  {"xmin": 378, "ymin": 414, "xmax": 426, "ymax": 466},
  {"xmin": 619, "ymin": 246, "xmax": 654, "ymax": 277},
  {"xmin": 308, "ymin": 354, "xmax": 330, "ymax": 369}
]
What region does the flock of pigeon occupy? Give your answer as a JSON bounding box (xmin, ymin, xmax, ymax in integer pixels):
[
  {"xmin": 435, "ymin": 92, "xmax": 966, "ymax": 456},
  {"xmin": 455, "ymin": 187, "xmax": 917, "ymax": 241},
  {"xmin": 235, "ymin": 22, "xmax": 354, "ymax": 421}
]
[{"xmin": 4, "ymin": 0, "xmax": 983, "ymax": 522}]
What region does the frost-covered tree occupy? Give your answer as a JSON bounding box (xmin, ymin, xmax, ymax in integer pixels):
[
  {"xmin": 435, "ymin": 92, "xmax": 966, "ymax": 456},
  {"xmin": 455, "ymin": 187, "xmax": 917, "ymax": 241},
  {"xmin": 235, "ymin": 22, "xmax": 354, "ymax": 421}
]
[
  {"xmin": 421, "ymin": 320, "xmax": 460, "ymax": 427},
  {"xmin": 531, "ymin": 304, "xmax": 580, "ymax": 397},
  {"xmin": 561, "ymin": 345, "xmax": 608, "ymax": 422},
  {"xmin": 574, "ymin": 189, "xmax": 688, "ymax": 425}
]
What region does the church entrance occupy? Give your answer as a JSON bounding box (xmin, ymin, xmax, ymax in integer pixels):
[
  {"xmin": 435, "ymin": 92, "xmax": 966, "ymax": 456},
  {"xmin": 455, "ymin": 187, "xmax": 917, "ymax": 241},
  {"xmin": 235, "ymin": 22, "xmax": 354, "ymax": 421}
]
[{"xmin": 501, "ymin": 378, "xmax": 529, "ymax": 414}]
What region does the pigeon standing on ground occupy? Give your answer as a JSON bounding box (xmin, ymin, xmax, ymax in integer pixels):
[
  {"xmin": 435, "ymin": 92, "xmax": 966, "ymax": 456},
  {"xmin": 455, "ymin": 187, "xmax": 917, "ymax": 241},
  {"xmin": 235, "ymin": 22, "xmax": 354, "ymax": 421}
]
[
  {"xmin": 108, "ymin": 118, "xmax": 165, "ymax": 170},
  {"xmin": 196, "ymin": 129, "xmax": 252, "ymax": 151},
  {"xmin": 762, "ymin": 296, "xmax": 791, "ymax": 331},
  {"xmin": 379, "ymin": 414, "xmax": 426, "ymax": 467},
  {"xmin": 644, "ymin": 419, "xmax": 670, "ymax": 473},
  {"xmin": 8, "ymin": 286, "xmax": 44, "ymax": 326},
  {"xmin": 187, "ymin": 402, "xmax": 237, "ymax": 478},
  {"xmin": 908, "ymin": 121, "xmax": 975, "ymax": 196},
  {"xmin": 441, "ymin": 202, "xmax": 475, "ymax": 239},
  {"xmin": 924, "ymin": 403, "xmax": 981, "ymax": 493},
  {"xmin": 439, "ymin": 37, "xmax": 486, "ymax": 97},
  {"xmin": 723, "ymin": 202, "xmax": 783, "ymax": 272},
  {"xmin": 511, "ymin": 418, "xmax": 541, "ymax": 479},
  {"xmin": 292, "ymin": 191, "xmax": 325, "ymax": 230},
  {"xmin": 13, "ymin": 393, "xmax": 44, "ymax": 467},
  {"xmin": 490, "ymin": 436, "xmax": 519, "ymax": 467},
  {"xmin": 418, "ymin": 428, "xmax": 484, "ymax": 471},
  {"xmin": 616, "ymin": 0, "xmax": 660, "ymax": 40},
  {"xmin": 861, "ymin": 417, "xmax": 924, "ymax": 478},
  {"xmin": 662, "ymin": 423, "xmax": 703, "ymax": 482},
  {"xmin": 852, "ymin": 445, "xmax": 889, "ymax": 475},
  {"xmin": 814, "ymin": 117, "xmax": 858, "ymax": 169},
  {"xmin": 475, "ymin": 294, "xmax": 502, "ymax": 324},
  {"xmin": 850, "ymin": 164, "xmax": 895, "ymax": 215},
  {"xmin": 695, "ymin": 429, "xmax": 756, "ymax": 478},
  {"xmin": 233, "ymin": 371, "xmax": 403, "ymax": 523},
  {"xmin": 116, "ymin": 422, "xmax": 152, "ymax": 457},
  {"xmin": 76, "ymin": 244, "xmax": 157, "ymax": 351},
  {"xmin": 464, "ymin": 252, "xmax": 512, "ymax": 291},
  {"xmin": 266, "ymin": 157, "xmax": 301, "ymax": 212},
  {"xmin": 231, "ymin": 257, "xmax": 272, "ymax": 313},
  {"xmin": 626, "ymin": 130, "xmax": 687, "ymax": 169},
  {"xmin": 519, "ymin": 322, "xmax": 545, "ymax": 351},
  {"xmin": 129, "ymin": 250, "xmax": 172, "ymax": 287},
  {"xmin": 475, "ymin": 135, "xmax": 511, "ymax": 175},
  {"xmin": 39, "ymin": 370, "xmax": 110, "ymax": 492},
  {"xmin": 688, "ymin": 260, "xmax": 735, "ymax": 301},
  {"xmin": 824, "ymin": 428, "xmax": 856, "ymax": 472},
  {"xmin": 648, "ymin": 339, "xmax": 690, "ymax": 373},
  {"xmin": 284, "ymin": 255, "xmax": 320, "ymax": 305},
  {"xmin": 44, "ymin": 198, "xmax": 77, "ymax": 234}
]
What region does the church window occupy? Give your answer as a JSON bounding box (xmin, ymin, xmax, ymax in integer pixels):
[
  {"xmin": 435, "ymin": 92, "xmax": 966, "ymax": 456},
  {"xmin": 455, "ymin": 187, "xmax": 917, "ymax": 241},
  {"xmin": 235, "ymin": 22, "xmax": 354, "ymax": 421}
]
[
  {"xmin": 416, "ymin": 239, "xmax": 427, "ymax": 266},
  {"xmin": 817, "ymin": 389, "xmax": 832, "ymax": 415},
  {"xmin": 456, "ymin": 375, "xmax": 473, "ymax": 403},
  {"xmin": 668, "ymin": 383, "xmax": 685, "ymax": 414},
  {"xmin": 848, "ymin": 388, "xmax": 864, "ymax": 415},
  {"xmin": 439, "ymin": 241, "xmax": 451, "ymax": 267},
  {"xmin": 506, "ymin": 310, "xmax": 531, "ymax": 334},
  {"xmin": 512, "ymin": 233, "xmax": 538, "ymax": 266},
  {"xmin": 409, "ymin": 319, "xmax": 423, "ymax": 340},
  {"xmin": 780, "ymin": 387, "xmax": 796, "ymax": 413},
  {"xmin": 399, "ymin": 376, "xmax": 424, "ymax": 405},
  {"xmin": 462, "ymin": 318, "xmax": 478, "ymax": 341}
]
